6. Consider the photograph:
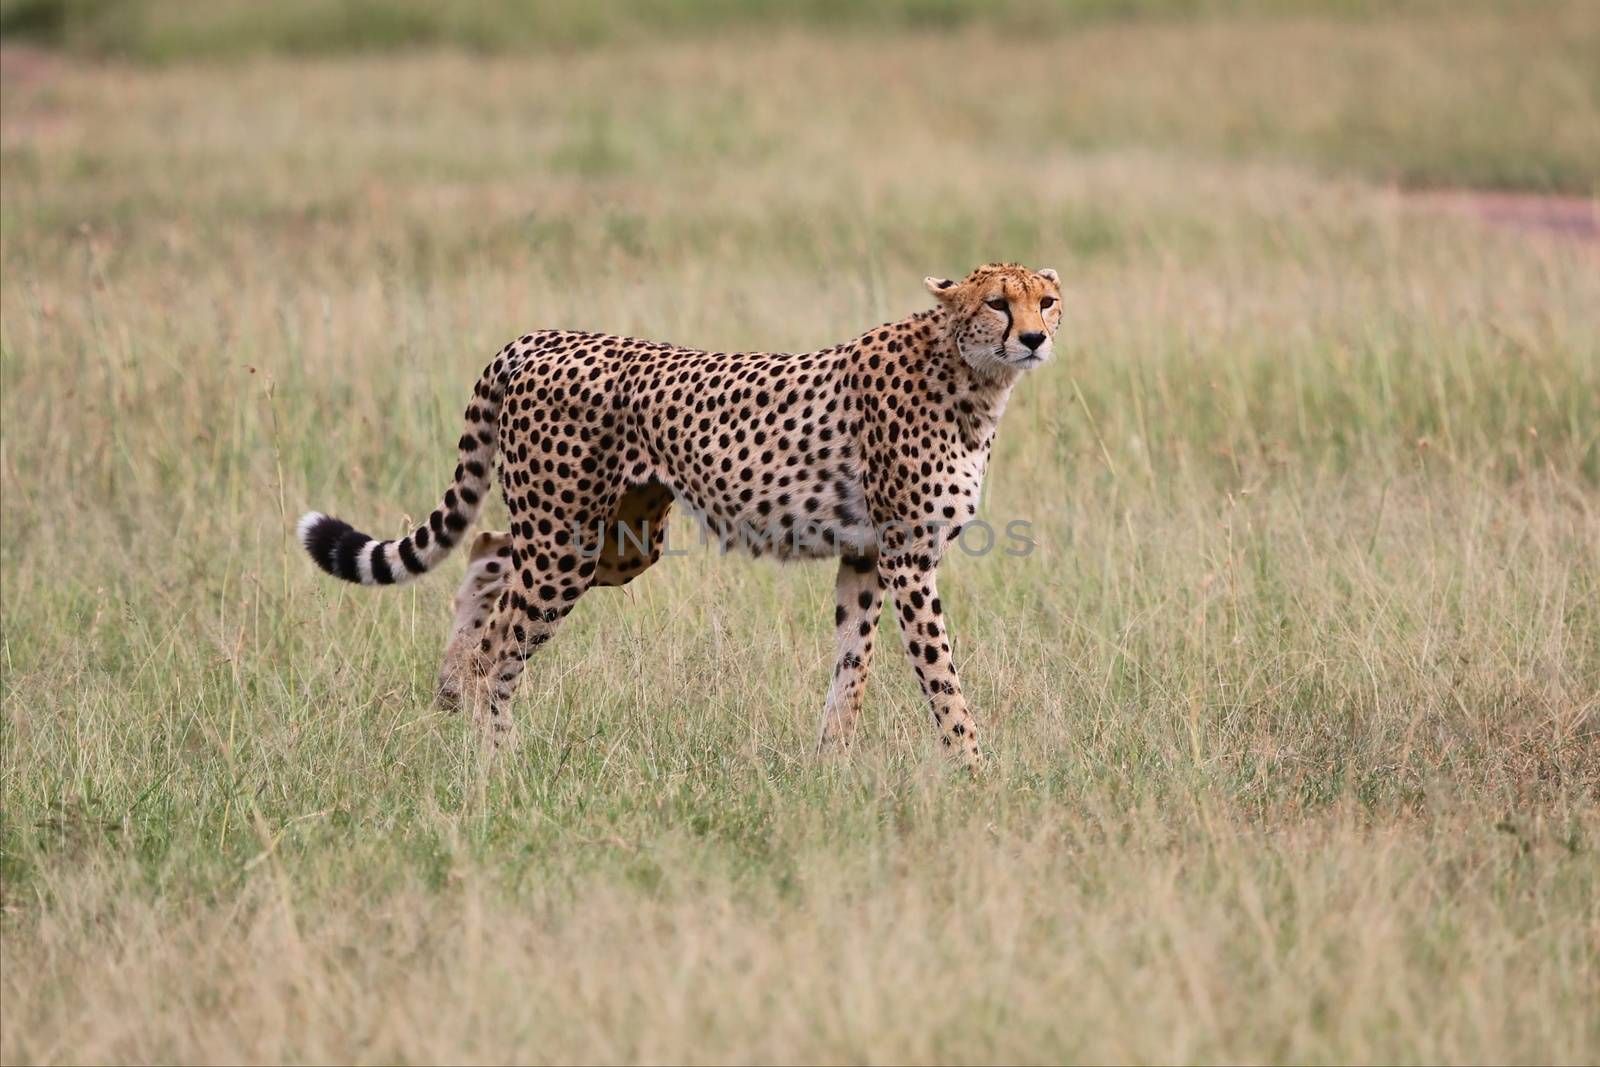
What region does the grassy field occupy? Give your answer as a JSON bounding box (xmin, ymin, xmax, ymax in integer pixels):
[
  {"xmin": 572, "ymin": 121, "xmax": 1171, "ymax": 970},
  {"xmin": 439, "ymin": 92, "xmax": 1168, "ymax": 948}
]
[{"xmin": 2, "ymin": 3, "xmax": 1599, "ymax": 1063}]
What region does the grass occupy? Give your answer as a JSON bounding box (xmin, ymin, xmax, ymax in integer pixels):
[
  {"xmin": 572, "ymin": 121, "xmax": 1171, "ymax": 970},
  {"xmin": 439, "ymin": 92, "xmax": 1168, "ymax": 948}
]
[
  {"xmin": 4, "ymin": 2, "xmax": 1598, "ymax": 191},
  {"xmin": 0, "ymin": 0, "xmax": 1536, "ymax": 61},
  {"xmin": 2, "ymin": 4, "xmax": 1599, "ymax": 1063}
]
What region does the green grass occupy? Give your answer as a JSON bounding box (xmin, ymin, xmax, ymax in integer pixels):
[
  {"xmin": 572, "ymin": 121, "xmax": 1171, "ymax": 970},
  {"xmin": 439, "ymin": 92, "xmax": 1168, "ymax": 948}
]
[
  {"xmin": 0, "ymin": 0, "xmax": 1527, "ymax": 58},
  {"xmin": 3, "ymin": 6, "xmax": 1599, "ymax": 1063}
]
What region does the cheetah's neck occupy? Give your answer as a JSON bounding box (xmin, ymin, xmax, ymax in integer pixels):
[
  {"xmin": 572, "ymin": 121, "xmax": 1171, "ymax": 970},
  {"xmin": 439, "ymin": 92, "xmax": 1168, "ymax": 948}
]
[{"xmin": 925, "ymin": 308, "xmax": 1021, "ymax": 453}]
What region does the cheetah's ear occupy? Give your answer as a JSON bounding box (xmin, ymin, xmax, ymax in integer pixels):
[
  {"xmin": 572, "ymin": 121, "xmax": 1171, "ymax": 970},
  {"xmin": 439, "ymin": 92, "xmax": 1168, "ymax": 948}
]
[
  {"xmin": 924, "ymin": 276, "xmax": 959, "ymax": 300},
  {"xmin": 1038, "ymin": 268, "xmax": 1059, "ymax": 285},
  {"xmin": 468, "ymin": 530, "xmax": 508, "ymax": 563}
]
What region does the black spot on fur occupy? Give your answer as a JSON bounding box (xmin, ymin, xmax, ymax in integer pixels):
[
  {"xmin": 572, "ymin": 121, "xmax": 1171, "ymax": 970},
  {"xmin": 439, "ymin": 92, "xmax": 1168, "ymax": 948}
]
[
  {"xmin": 397, "ymin": 538, "xmax": 427, "ymax": 575},
  {"xmin": 369, "ymin": 542, "xmax": 394, "ymax": 585},
  {"xmin": 334, "ymin": 528, "xmax": 370, "ymax": 583}
]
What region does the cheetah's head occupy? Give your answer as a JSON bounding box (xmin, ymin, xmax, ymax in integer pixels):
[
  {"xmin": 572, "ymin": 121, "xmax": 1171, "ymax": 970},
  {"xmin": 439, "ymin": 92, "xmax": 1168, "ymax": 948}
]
[{"xmin": 924, "ymin": 263, "xmax": 1062, "ymax": 377}]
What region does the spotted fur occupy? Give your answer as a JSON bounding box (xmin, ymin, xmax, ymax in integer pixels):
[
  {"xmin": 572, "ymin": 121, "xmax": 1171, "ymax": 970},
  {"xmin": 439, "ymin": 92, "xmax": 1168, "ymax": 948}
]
[
  {"xmin": 301, "ymin": 263, "xmax": 1063, "ymax": 765},
  {"xmin": 436, "ymin": 530, "xmax": 512, "ymax": 712}
]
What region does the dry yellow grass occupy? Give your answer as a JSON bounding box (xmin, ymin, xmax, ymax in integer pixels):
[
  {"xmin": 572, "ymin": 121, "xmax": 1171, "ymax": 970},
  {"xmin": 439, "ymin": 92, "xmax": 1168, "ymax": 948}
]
[{"xmin": 2, "ymin": 7, "xmax": 1598, "ymax": 1064}]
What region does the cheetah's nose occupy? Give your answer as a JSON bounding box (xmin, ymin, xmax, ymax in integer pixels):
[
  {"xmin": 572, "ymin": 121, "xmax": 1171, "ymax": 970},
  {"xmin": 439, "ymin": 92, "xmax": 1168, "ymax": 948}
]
[{"xmin": 1019, "ymin": 332, "xmax": 1046, "ymax": 351}]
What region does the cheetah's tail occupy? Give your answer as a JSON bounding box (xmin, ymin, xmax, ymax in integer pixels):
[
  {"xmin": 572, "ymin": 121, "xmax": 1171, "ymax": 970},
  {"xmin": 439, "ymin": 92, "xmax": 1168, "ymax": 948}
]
[{"xmin": 296, "ymin": 349, "xmax": 512, "ymax": 587}]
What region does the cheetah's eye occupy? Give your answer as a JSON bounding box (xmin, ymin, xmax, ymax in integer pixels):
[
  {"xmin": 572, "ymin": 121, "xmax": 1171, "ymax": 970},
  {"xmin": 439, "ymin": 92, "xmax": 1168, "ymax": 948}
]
[
  {"xmin": 985, "ymin": 298, "xmax": 1008, "ymax": 311},
  {"xmin": 1040, "ymin": 296, "xmax": 1057, "ymax": 309}
]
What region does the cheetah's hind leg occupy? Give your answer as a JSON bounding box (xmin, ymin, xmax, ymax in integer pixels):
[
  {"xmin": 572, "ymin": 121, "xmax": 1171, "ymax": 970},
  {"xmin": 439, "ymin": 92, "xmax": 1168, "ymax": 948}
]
[
  {"xmin": 436, "ymin": 530, "xmax": 513, "ymax": 711},
  {"xmin": 467, "ymin": 452, "xmax": 625, "ymax": 746},
  {"xmin": 593, "ymin": 481, "xmax": 674, "ymax": 587}
]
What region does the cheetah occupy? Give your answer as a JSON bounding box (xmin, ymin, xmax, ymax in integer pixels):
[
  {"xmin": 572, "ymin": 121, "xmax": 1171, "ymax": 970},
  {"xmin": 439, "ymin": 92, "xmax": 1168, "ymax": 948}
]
[{"xmin": 299, "ymin": 263, "xmax": 1062, "ymax": 766}]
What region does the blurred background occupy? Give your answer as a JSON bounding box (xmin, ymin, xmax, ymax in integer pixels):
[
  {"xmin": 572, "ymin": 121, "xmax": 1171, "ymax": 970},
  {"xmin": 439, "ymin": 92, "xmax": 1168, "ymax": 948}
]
[{"xmin": 2, "ymin": 2, "xmax": 1597, "ymax": 1063}]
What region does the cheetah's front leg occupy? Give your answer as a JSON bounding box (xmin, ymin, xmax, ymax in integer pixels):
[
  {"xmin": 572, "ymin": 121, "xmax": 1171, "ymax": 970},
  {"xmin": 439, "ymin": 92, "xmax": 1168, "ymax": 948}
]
[
  {"xmin": 817, "ymin": 553, "xmax": 885, "ymax": 752},
  {"xmin": 880, "ymin": 554, "xmax": 981, "ymax": 767}
]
